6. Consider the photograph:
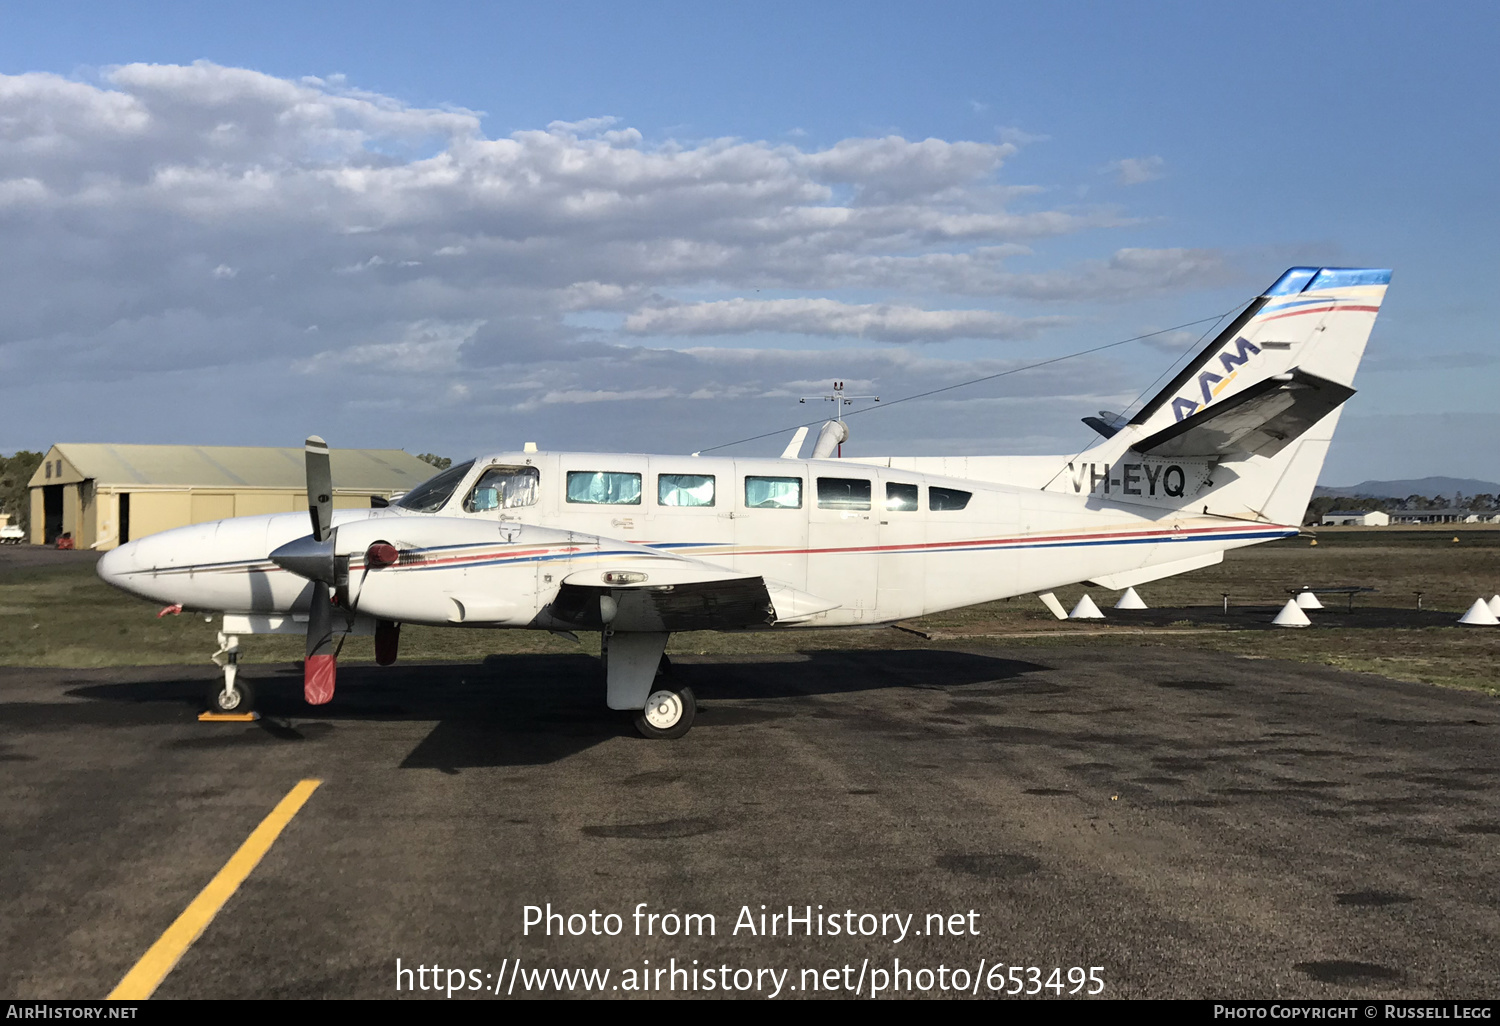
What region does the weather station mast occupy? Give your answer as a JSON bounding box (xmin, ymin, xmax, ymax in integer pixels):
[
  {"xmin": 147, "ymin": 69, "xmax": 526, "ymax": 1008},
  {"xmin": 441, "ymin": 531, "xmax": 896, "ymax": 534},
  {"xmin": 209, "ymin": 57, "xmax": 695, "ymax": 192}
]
[{"xmin": 800, "ymin": 381, "xmax": 879, "ymax": 457}]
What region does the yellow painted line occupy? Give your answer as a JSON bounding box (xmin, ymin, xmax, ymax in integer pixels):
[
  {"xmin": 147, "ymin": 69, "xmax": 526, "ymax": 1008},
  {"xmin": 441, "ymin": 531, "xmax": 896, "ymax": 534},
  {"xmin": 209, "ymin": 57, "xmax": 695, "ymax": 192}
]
[{"xmin": 108, "ymin": 779, "xmax": 322, "ymax": 1000}]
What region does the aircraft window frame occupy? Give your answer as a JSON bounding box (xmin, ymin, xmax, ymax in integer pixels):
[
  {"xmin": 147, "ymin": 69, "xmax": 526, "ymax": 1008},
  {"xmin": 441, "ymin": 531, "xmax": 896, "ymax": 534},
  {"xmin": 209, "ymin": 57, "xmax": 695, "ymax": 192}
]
[
  {"xmin": 816, "ymin": 477, "xmax": 872, "ymax": 511},
  {"xmin": 463, "ymin": 465, "xmax": 540, "ymax": 513},
  {"xmin": 885, "ymin": 482, "xmax": 919, "ymax": 512},
  {"xmin": 395, "ymin": 459, "xmax": 477, "ymax": 513},
  {"xmin": 744, "ymin": 476, "xmax": 803, "ymax": 509},
  {"xmin": 658, "ymin": 473, "xmax": 716, "ymax": 508},
  {"xmin": 929, "ymin": 486, "xmax": 972, "ymax": 511},
  {"xmin": 565, "ymin": 470, "xmax": 642, "ymax": 506}
]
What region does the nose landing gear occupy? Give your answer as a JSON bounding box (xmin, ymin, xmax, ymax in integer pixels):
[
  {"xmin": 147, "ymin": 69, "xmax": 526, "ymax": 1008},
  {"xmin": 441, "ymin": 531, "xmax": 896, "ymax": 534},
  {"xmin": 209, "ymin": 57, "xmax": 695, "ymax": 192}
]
[{"xmin": 206, "ymin": 632, "xmax": 256, "ymax": 715}]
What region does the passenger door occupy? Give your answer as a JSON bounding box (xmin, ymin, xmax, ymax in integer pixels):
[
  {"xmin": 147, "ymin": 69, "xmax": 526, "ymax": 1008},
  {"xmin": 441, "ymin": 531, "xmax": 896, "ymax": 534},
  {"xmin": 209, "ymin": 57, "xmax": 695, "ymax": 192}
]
[
  {"xmin": 807, "ymin": 473, "xmax": 878, "ymax": 620},
  {"xmin": 875, "ymin": 476, "xmax": 925, "ymax": 621},
  {"xmin": 732, "ymin": 464, "xmax": 809, "ymax": 591}
]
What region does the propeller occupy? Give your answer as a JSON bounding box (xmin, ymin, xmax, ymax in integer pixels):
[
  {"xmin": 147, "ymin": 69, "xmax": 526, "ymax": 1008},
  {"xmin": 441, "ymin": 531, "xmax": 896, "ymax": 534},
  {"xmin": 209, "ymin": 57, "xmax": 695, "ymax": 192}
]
[
  {"xmin": 306, "ymin": 435, "xmax": 334, "ymax": 543},
  {"xmin": 269, "ymin": 436, "xmax": 341, "ymax": 705},
  {"xmin": 302, "ymin": 436, "xmax": 339, "ymax": 705}
]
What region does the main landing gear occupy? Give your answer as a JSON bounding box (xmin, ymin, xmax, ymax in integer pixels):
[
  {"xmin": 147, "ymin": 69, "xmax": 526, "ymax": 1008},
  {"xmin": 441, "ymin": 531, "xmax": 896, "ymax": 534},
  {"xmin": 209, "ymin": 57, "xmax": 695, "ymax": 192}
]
[
  {"xmin": 637, "ymin": 682, "xmax": 697, "ymax": 740},
  {"xmin": 206, "ymin": 632, "xmax": 256, "ymax": 715},
  {"xmin": 603, "ymin": 632, "xmax": 697, "ymax": 739}
]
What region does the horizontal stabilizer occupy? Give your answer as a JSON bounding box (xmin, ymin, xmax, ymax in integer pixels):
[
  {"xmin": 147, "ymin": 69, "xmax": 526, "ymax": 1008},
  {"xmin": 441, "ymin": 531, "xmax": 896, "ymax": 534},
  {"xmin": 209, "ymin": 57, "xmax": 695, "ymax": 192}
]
[
  {"xmin": 1081, "ymin": 410, "xmax": 1127, "ymax": 439},
  {"xmin": 1130, "ymin": 369, "xmax": 1354, "ymax": 460}
]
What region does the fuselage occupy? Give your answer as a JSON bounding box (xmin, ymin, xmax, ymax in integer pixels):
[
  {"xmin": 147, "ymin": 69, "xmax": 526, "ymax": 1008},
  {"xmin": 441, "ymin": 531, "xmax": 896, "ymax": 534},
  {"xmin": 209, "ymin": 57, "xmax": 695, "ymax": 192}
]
[{"xmin": 97, "ymin": 450, "xmax": 1295, "ymax": 629}]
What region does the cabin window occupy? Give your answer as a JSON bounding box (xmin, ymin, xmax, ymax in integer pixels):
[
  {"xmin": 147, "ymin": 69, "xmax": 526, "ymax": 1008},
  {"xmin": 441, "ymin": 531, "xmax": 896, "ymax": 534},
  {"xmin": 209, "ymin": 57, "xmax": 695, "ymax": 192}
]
[
  {"xmin": 397, "ymin": 459, "xmax": 477, "ymax": 513},
  {"xmin": 745, "ymin": 476, "xmax": 802, "ymax": 509},
  {"xmin": 929, "ymin": 486, "xmax": 972, "ymax": 511},
  {"xmin": 566, "ymin": 471, "xmax": 642, "ymax": 505},
  {"xmin": 817, "ymin": 477, "xmax": 871, "ymax": 511},
  {"xmin": 885, "ymin": 482, "xmax": 919, "ymax": 512},
  {"xmin": 659, "ymin": 474, "xmax": 715, "ymax": 507},
  {"xmin": 464, "ymin": 465, "xmax": 540, "ymax": 512}
]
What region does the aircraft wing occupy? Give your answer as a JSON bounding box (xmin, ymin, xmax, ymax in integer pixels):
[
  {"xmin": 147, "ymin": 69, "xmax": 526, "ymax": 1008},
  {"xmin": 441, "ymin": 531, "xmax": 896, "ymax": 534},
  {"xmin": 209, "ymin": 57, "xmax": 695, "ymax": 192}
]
[
  {"xmin": 546, "ymin": 553, "xmax": 839, "ymax": 632},
  {"xmin": 1130, "ymin": 368, "xmax": 1355, "ymax": 460}
]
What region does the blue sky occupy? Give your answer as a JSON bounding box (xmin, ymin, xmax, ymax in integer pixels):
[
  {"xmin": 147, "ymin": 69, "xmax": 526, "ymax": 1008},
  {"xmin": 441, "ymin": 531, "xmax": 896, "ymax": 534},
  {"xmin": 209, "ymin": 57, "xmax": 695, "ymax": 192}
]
[{"xmin": 1, "ymin": 1, "xmax": 1496, "ymax": 484}]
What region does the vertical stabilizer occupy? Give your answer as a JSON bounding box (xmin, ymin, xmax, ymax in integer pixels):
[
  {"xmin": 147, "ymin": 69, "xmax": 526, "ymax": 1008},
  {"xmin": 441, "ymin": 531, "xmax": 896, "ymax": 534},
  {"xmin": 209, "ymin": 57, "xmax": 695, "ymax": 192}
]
[
  {"xmin": 1125, "ymin": 267, "xmax": 1389, "ymax": 441},
  {"xmin": 1049, "ymin": 267, "xmax": 1390, "ymax": 526}
]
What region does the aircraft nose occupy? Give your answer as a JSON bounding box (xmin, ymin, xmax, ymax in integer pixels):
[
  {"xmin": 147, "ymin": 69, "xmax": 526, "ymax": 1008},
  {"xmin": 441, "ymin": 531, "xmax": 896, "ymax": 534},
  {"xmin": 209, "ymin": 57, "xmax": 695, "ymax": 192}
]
[{"xmin": 96, "ymin": 540, "xmax": 139, "ymax": 586}]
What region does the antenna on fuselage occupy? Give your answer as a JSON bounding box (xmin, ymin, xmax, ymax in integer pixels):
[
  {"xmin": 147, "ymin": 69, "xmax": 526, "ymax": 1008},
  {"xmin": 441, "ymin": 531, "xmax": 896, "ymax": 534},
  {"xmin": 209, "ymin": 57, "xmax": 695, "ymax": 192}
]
[{"xmin": 800, "ymin": 380, "xmax": 878, "ymax": 457}]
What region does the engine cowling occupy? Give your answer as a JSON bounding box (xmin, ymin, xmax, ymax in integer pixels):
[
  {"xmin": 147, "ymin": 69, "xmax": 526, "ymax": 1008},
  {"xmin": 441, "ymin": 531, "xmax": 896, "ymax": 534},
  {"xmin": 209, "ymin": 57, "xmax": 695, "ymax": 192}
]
[{"xmin": 331, "ymin": 518, "xmax": 750, "ymax": 628}]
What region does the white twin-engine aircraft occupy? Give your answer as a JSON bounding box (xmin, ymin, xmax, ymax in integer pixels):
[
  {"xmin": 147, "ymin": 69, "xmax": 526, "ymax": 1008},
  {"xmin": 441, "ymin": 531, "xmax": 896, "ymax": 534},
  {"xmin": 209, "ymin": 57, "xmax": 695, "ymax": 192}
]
[{"xmin": 98, "ymin": 266, "xmax": 1389, "ymax": 738}]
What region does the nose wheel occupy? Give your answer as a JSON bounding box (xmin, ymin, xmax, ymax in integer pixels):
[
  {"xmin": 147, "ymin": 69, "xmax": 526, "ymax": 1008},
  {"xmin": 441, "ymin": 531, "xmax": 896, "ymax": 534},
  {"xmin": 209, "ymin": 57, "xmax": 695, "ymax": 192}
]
[
  {"xmin": 206, "ymin": 632, "xmax": 255, "ymax": 715},
  {"xmin": 634, "ymin": 685, "xmax": 696, "ymax": 740},
  {"xmin": 206, "ymin": 677, "xmax": 256, "ymax": 715}
]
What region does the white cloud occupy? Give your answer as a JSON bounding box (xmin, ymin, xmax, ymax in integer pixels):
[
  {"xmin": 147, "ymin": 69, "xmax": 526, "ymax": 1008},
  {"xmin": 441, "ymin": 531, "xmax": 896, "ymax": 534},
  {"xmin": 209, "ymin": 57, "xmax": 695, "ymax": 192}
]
[
  {"xmin": 295, "ymin": 319, "xmax": 479, "ymax": 374},
  {"xmin": 625, "ymin": 298, "xmax": 1063, "ymax": 343},
  {"xmin": 537, "ymin": 387, "xmax": 677, "ymax": 405},
  {"xmin": 1108, "ymin": 155, "xmax": 1166, "ymax": 185},
  {"xmin": 0, "ymin": 61, "xmax": 1241, "ymax": 457},
  {"xmin": 997, "ymin": 126, "xmax": 1049, "ymax": 146}
]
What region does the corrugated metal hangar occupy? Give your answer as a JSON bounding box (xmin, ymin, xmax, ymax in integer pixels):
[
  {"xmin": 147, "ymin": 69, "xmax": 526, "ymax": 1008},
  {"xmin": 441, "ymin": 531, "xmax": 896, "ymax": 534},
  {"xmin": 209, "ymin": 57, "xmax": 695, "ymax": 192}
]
[{"xmin": 27, "ymin": 444, "xmax": 438, "ymax": 549}]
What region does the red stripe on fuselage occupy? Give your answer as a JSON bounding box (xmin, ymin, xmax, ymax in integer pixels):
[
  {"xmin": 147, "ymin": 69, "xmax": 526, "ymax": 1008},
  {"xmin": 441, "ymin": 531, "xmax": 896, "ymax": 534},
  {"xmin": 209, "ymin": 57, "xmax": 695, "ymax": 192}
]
[{"xmin": 393, "ymin": 545, "xmax": 582, "ymax": 570}]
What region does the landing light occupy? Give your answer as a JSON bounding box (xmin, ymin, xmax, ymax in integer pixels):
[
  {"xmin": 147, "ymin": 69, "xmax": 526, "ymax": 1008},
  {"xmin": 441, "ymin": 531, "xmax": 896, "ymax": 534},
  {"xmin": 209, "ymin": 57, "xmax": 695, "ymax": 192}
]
[{"xmin": 603, "ymin": 571, "xmax": 647, "ymax": 585}]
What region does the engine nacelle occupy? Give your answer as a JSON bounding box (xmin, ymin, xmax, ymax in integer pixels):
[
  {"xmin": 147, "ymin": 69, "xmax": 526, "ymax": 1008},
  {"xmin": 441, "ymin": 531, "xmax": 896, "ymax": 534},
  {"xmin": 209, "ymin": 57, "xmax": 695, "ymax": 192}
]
[{"xmin": 333, "ymin": 518, "xmax": 755, "ymax": 628}]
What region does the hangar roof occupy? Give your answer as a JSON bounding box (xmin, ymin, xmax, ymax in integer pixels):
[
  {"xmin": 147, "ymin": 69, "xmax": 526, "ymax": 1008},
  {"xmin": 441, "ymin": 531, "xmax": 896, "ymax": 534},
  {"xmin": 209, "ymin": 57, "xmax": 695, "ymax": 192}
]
[{"xmin": 28, "ymin": 443, "xmax": 438, "ymax": 492}]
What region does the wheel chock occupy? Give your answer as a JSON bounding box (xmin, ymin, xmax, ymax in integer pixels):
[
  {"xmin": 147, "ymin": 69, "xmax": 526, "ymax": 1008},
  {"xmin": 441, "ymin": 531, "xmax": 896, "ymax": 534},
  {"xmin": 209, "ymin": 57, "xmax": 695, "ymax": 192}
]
[{"xmin": 198, "ymin": 711, "xmax": 260, "ymax": 722}]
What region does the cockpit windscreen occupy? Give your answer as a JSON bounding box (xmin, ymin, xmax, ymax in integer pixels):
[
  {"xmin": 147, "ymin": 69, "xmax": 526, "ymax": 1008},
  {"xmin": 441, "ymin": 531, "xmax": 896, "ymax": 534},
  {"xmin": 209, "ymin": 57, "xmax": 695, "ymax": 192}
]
[{"xmin": 396, "ymin": 460, "xmax": 476, "ymax": 513}]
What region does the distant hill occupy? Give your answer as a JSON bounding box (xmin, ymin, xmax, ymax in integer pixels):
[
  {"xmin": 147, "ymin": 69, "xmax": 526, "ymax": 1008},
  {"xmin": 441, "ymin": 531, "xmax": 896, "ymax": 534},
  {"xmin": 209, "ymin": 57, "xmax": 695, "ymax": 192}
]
[{"xmin": 1315, "ymin": 476, "xmax": 1500, "ymax": 499}]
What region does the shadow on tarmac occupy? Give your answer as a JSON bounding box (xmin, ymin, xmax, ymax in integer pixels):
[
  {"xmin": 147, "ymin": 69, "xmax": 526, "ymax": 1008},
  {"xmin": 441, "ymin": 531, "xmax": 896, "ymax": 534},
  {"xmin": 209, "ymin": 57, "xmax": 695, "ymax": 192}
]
[{"xmin": 55, "ymin": 648, "xmax": 1049, "ymax": 769}]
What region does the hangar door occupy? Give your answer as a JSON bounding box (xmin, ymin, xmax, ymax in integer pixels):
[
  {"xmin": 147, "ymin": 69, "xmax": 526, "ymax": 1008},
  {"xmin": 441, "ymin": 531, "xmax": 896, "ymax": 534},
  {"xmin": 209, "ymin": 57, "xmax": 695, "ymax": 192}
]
[
  {"xmin": 43, "ymin": 485, "xmax": 63, "ymax": 544},
  {"xmin": 190, "ymin": 493, "xmax": 236, "ymax": 524}
]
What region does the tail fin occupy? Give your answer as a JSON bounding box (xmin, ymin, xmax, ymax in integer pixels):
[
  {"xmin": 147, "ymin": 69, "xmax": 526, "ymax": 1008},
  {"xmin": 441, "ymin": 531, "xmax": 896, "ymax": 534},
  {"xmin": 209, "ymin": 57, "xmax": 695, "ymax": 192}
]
[
  {"xmin": 1053, "ymin": 267, "xmax": 1390, "ymax": 524},
  {"xmin": 1125, "ymin": 266, "xmax": 1389, "ymax": 439}
]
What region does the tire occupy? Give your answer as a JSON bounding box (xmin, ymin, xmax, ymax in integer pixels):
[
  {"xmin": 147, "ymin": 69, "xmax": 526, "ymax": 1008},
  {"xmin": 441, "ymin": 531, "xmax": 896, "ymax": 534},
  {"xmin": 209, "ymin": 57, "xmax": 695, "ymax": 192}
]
[
  {"xmin": 634, "ymin": 685, "xmax": 696, "ymax": 740},
  {"xmin": 206, "ymin": 678, "xmax": 255, "ymax": 715}
]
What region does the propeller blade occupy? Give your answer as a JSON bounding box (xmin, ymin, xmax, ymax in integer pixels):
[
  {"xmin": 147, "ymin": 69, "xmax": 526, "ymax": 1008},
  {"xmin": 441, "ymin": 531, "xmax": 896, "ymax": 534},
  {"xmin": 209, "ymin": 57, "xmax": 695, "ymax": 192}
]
[
  {"xmin": 305, "ymin": 582, "xmax": 337, "ymax": 704},
  {"xmin": 305, "ymin": 435, "xmax": 333, "ymax": 542}
]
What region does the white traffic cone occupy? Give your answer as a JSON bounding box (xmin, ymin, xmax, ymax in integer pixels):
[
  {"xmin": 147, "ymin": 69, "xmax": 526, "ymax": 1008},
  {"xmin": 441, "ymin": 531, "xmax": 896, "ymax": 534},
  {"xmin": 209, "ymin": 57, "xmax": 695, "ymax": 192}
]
[
  {"xmin": 1272, "ymin": 599, "xmax": 1311, "ymax": 627},
  {"xmin": 1069, "ymin": 594, "xmax": 1105, "ymax": 619},
  {"xmin": 1487, "ymin": 594, "xmax": 1500, "ymax": 616},
  {"xmin": 1114, "ymin": 587, "xmax": 1148, "ymax": 610},
  {"xmin": 1295, "ymin": 589, "xmax": 1323, "ymax": 610},
  {"xmin": 1458, "ymin": 598, "xmax": 1499, "ymax": 626}
]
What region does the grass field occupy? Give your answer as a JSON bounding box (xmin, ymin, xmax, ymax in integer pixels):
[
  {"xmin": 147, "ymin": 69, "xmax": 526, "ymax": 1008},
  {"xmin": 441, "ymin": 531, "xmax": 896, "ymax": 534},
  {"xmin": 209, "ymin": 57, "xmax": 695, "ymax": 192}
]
[{"xmin": 2, "ymin": 527, "xmax": 1497, "ymax": 694}]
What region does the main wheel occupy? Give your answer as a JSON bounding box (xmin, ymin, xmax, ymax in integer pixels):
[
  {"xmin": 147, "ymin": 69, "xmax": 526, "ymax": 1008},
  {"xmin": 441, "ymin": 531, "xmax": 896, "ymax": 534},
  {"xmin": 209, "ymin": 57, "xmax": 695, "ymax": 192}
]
[
  {"xmin": 634, "ymin": 685, "xmax": 696, "ymax": 740},
  {"xmin": 206, "ymin": 678, "xmax": 255, "ymax": 715}
]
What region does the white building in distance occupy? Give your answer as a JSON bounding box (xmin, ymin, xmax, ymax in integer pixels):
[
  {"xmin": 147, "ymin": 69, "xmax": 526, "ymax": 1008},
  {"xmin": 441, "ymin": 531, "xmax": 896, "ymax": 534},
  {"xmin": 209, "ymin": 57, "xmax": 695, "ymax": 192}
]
[{"xmin": 1321, "ymin": 510, "xmax": 1391, "ymax": 526}]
